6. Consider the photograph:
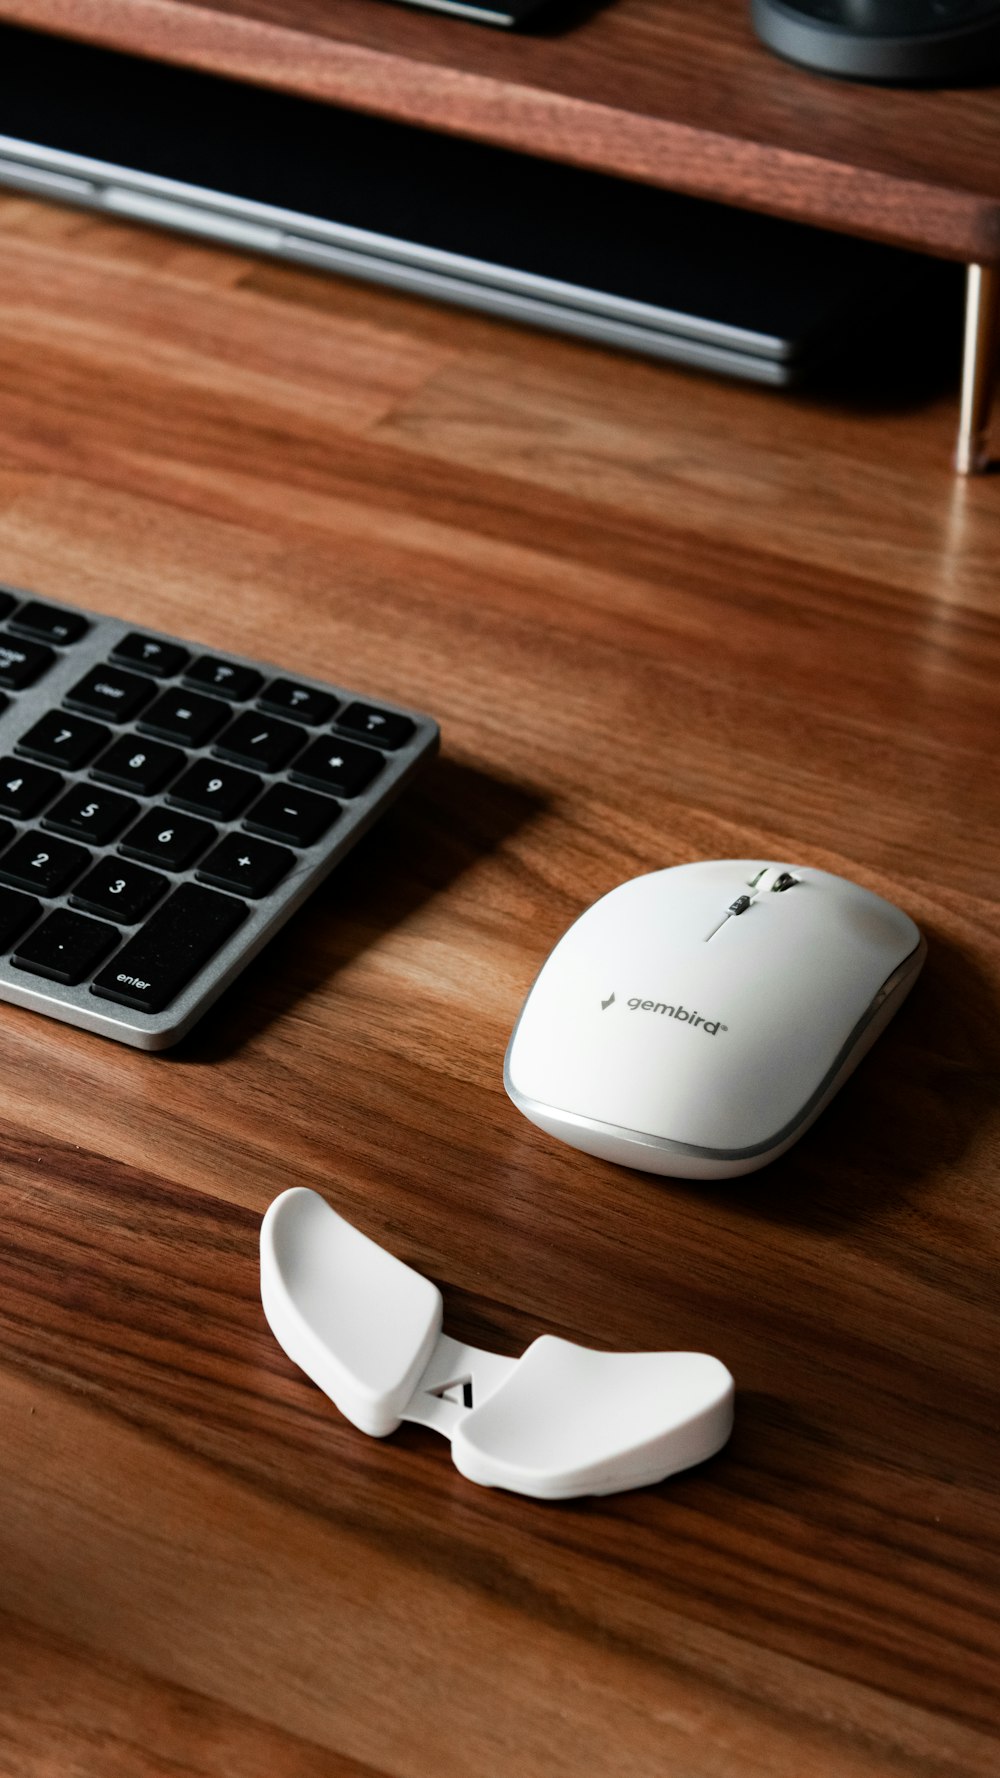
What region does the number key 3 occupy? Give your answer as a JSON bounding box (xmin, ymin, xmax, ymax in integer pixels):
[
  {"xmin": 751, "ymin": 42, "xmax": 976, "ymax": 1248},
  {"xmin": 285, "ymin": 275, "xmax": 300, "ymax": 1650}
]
[{"xmin": 71, "ymin": 860, "xmax": 168, "ymax": 924}]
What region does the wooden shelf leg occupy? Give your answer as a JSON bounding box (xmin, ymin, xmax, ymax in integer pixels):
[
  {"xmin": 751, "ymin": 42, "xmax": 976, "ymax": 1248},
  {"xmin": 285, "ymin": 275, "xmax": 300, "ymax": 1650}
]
[{"xmin": 955, "ymin": 263, "xmax": 1000, "ymax": 474}]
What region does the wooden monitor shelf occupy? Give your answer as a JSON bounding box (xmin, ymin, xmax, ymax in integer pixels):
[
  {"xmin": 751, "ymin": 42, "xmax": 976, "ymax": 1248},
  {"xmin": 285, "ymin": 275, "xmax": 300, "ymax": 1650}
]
[{"xmin": 3, "ymin": 0, "xmax": 999, "ymax": 464}]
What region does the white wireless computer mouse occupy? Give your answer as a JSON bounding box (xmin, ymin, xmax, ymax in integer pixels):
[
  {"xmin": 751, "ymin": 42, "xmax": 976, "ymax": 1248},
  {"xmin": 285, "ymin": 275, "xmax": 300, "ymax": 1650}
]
[{"xmin": 504, "ymin": 860, "xmax": 926, "ymax": 1179}]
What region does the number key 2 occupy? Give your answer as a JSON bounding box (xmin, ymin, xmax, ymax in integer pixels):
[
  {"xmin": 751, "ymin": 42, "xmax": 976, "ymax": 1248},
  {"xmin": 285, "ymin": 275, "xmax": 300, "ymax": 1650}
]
[{"xmin": 0, "ymin": 830, "xmax": 92, "ymax": 896}]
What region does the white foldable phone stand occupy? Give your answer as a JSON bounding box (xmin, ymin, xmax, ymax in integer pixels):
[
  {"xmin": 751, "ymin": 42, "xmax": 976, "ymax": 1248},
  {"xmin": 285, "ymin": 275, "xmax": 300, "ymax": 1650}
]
[{"xmin": 260, "ymin": 1188, "xmax": 734, "ymax": 1500}]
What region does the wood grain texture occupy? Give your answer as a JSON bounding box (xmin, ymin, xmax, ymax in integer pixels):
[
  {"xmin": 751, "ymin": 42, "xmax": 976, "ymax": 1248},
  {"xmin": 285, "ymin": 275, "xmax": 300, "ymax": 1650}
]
[
  {"xmin": 0, "ymin": 189, "xmax": 998, "ymax": 1776},
  {"xmin": 2, "ymin": 0, "xmax": 1000, "ymax": 259}
]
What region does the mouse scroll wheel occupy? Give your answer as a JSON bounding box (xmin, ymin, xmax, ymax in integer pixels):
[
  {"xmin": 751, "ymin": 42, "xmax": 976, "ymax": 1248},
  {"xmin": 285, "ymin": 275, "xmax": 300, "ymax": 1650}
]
[{"xmin": 755, "ymin": 867, "xmax": 799, "ymax": 893}]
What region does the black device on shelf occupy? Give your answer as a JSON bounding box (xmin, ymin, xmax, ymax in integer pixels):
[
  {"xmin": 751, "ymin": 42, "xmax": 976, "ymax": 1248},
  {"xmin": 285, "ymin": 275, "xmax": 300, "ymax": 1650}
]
[
  {"xmin": 388, "ymin": 0, "xmax": 552, "ymax": 25},
  {"xmin": 0, "ymin": 22, "xmax": 945, "ymax": 388},
  {"xmin": 750, "ymin": 0, "xmax": 1000, "ymax": 82}
]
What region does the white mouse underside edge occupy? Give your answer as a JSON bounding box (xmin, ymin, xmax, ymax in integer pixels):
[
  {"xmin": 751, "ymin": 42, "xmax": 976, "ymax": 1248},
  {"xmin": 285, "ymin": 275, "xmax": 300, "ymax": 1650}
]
[{"xmin": 505, "ymin": 934, "xmax": 926, "ymax": 1181}]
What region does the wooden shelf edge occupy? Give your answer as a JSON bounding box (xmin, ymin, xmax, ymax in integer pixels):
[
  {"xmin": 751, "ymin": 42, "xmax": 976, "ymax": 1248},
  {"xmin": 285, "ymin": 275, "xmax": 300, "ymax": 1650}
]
[{"xmin": 3, "ymin": 0, "xmax": 1000, "ymax": 262}]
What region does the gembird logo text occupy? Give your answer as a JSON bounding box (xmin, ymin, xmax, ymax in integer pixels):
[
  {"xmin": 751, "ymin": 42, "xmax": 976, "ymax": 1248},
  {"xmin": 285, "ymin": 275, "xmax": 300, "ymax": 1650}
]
[{"xmin": 626, "ymin": 998, "xmax": 727, "ymax": 1035}]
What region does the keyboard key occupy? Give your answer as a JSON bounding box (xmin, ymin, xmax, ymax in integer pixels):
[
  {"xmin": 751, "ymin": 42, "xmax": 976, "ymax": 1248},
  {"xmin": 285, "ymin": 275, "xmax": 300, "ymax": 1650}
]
[
  {"xmin": 72, "ymin": 860, "xmax": 168, "ymax": 924},
  {"xmin": 196, "ymin": 833, "xmax": 294, "ymax": 898},
  {"xmin": 244, "ymin": 784, "xmax": 340, "ymax": 847},
  {"xmin": 0, "ymin": 818, "xmax": 13, "ymax": 852},
  {"xmin": 91, "ymin": 734, "xmax": 185, "ymax": 796},
  {"xmin": 120, "ymin": 806, "xmax": 217, "ymax": 871},
  {"xmin": 257, "ymin": 678, "xmax": 338, "ymax": 725},
  {"xmin": 167, "ymin": 758, "xmax": 261, "ymax": 821},
  {"xmin": 138, "ymin": 688, "xmax": 229, "ymax": 747},
  {"xmin": 292, "ymin": 735, "xmax": 384, "ymax": 798},
  {"xmin": 0, "ymin": 885, "xmax": 41, "ymax": 950},
  {"xmin": 65, "ymin": 664, "xmax": 155, "ymax": 724},
  {"xmin": 91, "ymin": 883, "xmax": 248, "ymax": 1012},
  {"xmin": 0, "ymin": 757, "xmax": 64, "ymax": 818},
  {"xmin": 0, "ymin": 635, "xmax": 55, "ymax": 689},
  {"xmin": 213, "ymin": 710, "xmax": 307, "ymax": 773},
  {"xmin": 13, "ymin": 908, "xmax": 119, "ymax": 984},
  {"xmin": 0, "ymin": 588, "xmax": 18, "ymax": 622},
  {"xmin": 9, "ymin": 600, "xmax": 89, "ymax": 645},
  {"xmin": 338, "ymin": 702, "xmax": 415, "ymax": 749},
  {"xmin": 44, "ymin": 786, "xmax": 138, "ymax": 845},
  {"xmin": 0, "ymin": 830, "xmax": 91, "ymax": 895},
  {"xmin": 111, "ymin": 632, "xmax": 190, "ymax": 677},
  {"xmin": 17, "ymin": 710, "xmax": 110, "ymax": 769},
  {"xmin": 184, "ymin": 656, "xmax": 264, "ymax": 701}
]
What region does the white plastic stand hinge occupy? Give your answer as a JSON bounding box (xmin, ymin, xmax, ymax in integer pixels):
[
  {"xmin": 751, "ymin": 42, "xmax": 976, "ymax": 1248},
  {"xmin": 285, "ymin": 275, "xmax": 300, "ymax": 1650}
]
[{"xmin": 260, "ymin": 1188, "xmax": 735, "ymax": 1501}]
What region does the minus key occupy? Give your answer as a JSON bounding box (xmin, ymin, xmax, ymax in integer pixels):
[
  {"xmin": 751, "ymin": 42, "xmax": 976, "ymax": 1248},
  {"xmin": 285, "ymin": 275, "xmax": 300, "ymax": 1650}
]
[{"xmin": 90, "ymin": 882, "xmax": 247, "ymax": 1012}]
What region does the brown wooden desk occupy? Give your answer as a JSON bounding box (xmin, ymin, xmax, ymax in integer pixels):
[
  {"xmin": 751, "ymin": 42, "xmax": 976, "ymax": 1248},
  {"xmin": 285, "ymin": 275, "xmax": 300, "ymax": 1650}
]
[
  {"xmin": 0, "ymin": 185, "xmax": 998, "ymax": 1777},
  {"xmin": 3, "ymin": 0, "xmax": 1000, "ymax": 468}
]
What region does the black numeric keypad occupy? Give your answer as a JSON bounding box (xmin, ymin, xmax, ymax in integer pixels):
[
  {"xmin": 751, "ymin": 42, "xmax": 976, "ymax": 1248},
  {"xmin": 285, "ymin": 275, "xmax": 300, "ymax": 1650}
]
[{"xmin": 0, "ymin": 594, "xmax": 437, "ymax": 1046}]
